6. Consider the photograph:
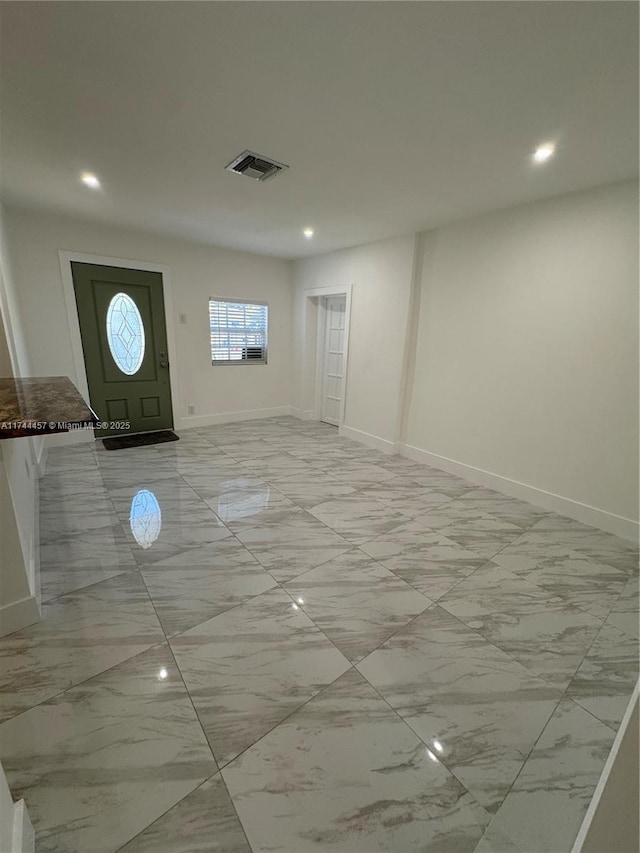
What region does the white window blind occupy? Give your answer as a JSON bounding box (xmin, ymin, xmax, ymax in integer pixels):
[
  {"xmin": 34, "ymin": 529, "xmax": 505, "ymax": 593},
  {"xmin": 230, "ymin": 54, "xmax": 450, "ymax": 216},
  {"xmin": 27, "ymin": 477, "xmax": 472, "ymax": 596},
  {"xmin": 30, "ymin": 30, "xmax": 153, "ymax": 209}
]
[{"xmin": 209, "ymin": 299, "xmax": 268, "ymax": 364}]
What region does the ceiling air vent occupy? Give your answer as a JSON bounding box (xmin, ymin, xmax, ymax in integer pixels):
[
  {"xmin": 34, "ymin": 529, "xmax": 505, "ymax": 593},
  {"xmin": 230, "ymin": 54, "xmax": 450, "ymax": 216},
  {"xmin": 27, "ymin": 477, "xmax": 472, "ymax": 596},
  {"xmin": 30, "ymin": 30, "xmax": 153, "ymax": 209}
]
[{"xmin": 225, "ymin": 150, "xmax": 289, "ymax": 182}]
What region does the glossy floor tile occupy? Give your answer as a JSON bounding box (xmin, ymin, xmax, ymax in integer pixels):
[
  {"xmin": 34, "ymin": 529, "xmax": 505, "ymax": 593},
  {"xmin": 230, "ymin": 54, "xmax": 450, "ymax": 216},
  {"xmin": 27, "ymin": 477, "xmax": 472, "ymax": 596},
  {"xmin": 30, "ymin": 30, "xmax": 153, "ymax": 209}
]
[
  {"xmin": 359, "ymin": 476, "xmax": 454, "ymax": 517},
  {"xmin": 566, "ymin": 619, "xmax": 639, "ymax": 730},
  {"xmin": 283, "ymin": 549, "xmax": 432, "ymax": 662},
  {"xmin": 223, "ymin": 669, "xmax": 491, "ymax": 853},
  {"xmin": 359, "ymin": 521, "xmax": 491, "ymax": 600},
  {"xmin": 607, "ymin": 575, "xmax": 639, "ymax": 638},
  {"xmin": 0, "ymin": 571, "xmax": 164, "ymax": 722},
  {"xmin": 119, "ymin": 775, "xmax": 251, "ymax": 853},
  {"xmin": 139, "ymin": 538, "xmax": 277, "ymax": 637},
  {"xmin": 307, "ymin": 494, "xmax": 412, "ymax": 545},
  {"xmin": 473, "ymin": 822, "xmax": 523, "ymax": 853},
  {"xmin": 233, "ymin": 516, "xmax": 354, "ymax": 582},
  {"xmin": 170, "ymin": 587, "xmax": 351, "ymax": 765},
  {"xmin": 39, "ymin": 522, "xmax": 137, "ymax": 601},
  {"xmin": 0, "ymin": 646, "xmax": 216, "ymax": 853},
  {"xmin": 357, "ymin": 605, "xmax": 563, "ymax": 812},
  {"xmin": 270, "ymin": 470, "xmax": 357, "ymax": 507},
  {"xmin": 437, "ymin": 564, "xmax": 603, "ymax": 688},
  {"xmin": 0, "ymin": 417, "xmax": 637, "ymax": 852},
  {"xmin": 456, "ymin": 487, "xmax": 550, "ymax": 531},
  {"xmin": 412, "ymin": 505, "xmax": 524, "ymax": 559},
  {"xmin": 489, "ymin": 698, "xmax": 616, "ymax": 853},
  {"xmin": 492, "ymin": 533, "xmax": 629, "ymax": 619}
]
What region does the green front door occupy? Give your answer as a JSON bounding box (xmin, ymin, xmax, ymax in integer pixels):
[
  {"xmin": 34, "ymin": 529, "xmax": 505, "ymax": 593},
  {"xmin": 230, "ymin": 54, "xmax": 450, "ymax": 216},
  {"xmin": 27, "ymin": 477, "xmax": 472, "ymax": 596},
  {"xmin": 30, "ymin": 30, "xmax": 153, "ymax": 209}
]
[{"xmin": 72, "ymin": 263, "xmax": 173, "ymax": 438}]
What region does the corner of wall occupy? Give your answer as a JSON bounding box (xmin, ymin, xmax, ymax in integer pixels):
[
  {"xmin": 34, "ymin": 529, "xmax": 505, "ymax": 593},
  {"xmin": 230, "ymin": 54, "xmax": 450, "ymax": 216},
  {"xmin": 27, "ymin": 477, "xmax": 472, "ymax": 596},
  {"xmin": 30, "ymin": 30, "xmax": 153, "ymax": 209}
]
[
  {"xmin": 339, "ymin": 424, "xmax": 399, "ymax": 454},
  {"xmin": 400, "ymin": 442, "xmax": 639, "ymax": 543},
  {"xmin": 395, "ymin": 230, "xmax": 427, "ymax": 447}
]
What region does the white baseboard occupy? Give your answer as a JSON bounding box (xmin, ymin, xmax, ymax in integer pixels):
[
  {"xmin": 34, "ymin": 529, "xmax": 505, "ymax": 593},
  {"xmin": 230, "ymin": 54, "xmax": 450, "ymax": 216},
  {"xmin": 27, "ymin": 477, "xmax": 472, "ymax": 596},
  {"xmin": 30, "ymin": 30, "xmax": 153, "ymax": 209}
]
[
  {"xmin": 339, "ymin": 424, "xmax": 399, "ymax": 455},
  {"xmin": 44, "ymin": 429, "xmax": 94, "ymax": 448},
  {"xmin": 290, "ymin": 408, "xmax": 315, "ymax": 421},
  {"xmin": 12, "ymin": 800, "xmax": 35, "ymax": 853},
  {"xmin": 27, "ymin": 498, "xmax": 38, "ymax": 601},
  {"xmin": 1, "ymin": 760, "xmax": 35, "ymax": 853},
  {"xmin": 35, "ymin": 439, "xmax": 48, "ymax": 477},
  {"xmin": 0, "ymin": 595, "xmax": 40, "ymax": 638},
  {"xmin": 401, "ymin": 444, "xmax": 639, "ymax": 543},
  {"xmin": 178, "ymin": 406, "xmax": 293, "ymax": 430}
]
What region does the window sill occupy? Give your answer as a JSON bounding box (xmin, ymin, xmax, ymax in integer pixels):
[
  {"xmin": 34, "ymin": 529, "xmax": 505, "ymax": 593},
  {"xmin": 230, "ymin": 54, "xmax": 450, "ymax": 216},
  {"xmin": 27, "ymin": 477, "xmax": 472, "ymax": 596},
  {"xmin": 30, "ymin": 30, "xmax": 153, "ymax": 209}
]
[{"xmin": 211, "ymin": 361, "xmax": 268, "ymax": 366}]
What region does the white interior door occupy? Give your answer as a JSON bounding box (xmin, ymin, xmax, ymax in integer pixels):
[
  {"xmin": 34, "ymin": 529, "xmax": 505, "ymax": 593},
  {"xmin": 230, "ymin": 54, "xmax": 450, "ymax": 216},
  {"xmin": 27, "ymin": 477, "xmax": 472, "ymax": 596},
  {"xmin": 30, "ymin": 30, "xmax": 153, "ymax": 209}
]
[{"xmin": 321, "ymin": 295, "xmax": 346, "ymax": 425}]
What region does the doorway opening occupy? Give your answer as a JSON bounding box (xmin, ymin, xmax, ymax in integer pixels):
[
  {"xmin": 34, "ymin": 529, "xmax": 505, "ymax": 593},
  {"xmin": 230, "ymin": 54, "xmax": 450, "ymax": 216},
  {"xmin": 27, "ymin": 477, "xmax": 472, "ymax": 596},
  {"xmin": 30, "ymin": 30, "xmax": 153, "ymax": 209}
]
[
  {"xmin": 318, "ymin": 295, "xmax": 346, "ymax": 426},
  {"xmin": 301, "ymin": 284, "xmax": 351, "ymax": 427}
]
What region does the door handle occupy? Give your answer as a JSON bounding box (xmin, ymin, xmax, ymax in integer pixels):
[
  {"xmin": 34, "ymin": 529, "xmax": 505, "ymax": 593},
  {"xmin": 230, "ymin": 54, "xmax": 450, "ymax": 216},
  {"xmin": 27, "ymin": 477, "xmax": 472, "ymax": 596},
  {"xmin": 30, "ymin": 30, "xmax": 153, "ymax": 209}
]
[{"xmin": 159, "ymin": 351, "xmax": 169, "ymax": 369}]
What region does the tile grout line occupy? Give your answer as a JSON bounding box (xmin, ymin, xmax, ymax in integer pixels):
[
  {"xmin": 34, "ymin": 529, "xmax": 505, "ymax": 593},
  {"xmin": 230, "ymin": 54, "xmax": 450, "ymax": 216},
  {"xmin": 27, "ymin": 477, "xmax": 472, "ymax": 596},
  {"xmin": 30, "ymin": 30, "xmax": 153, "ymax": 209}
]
[
  {"xmin": 351, "ymin": 639, "xmax": 496, "ymax": 820},
  {"xmin": 352, "ymin": 597, "xmax": 569, "ymax": 823},
  {"xmin": 352, "ymin": 587, "xmax": 572, "ymax": 815},
  {"xmin": 111, "ymin": 771, "xmax": 251, "ymax": 853},
  {"xmin": 214, "ymin": 663, "xmax": 359, "ymax": 775},
  {"xmin": 253, "ymin": 576, "xmax": 541, "ymax": 837},
  {"xmin": 120, "ymin": 563, "xmax": 263, "ymax": 852},
  {"xmin": 422, "ymin": 599, "xmax": 623, "ymax": 820},
  {"xmin": 485, "ymin": 683, "xmax": 618, "ymax": 838},
  {"xmin": 0, "ymin": 633, "xmax": 170, "ymax": 725}
]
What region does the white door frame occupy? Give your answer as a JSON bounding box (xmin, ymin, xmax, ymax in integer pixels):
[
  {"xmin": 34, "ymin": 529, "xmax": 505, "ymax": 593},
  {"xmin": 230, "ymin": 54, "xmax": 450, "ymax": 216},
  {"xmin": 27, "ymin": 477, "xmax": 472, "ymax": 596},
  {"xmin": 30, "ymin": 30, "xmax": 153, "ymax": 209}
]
[
  {"xmin": 58, "ymin": 250, "xmax": 180, "ymax": 438},
  {"xmin": 303, "ymin": 283, "xmax": 352, "ymax": 426}
]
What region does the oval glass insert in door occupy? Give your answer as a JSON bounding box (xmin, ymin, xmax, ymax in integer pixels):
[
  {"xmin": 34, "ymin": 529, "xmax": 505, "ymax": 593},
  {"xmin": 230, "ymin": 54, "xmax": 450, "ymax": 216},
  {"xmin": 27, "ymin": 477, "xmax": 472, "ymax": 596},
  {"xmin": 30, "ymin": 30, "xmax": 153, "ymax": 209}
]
[{"xmin": 106, "ymin": 292, "xmax": 146, "ymax": 375}]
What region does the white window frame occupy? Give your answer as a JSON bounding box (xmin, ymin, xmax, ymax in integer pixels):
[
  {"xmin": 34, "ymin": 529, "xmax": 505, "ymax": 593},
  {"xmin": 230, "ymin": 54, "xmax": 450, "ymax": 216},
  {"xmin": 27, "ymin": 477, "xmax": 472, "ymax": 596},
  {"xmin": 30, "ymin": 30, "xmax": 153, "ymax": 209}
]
[{"xmin": 209, "ymin": 297, "xmax": 268, "ymax": 366}]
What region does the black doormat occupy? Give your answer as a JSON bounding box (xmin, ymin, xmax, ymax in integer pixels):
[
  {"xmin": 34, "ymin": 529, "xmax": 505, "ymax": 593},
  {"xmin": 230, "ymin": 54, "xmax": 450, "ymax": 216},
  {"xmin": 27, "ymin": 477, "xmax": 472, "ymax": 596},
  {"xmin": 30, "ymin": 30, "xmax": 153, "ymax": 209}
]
[{"xmin": 102, "ymin": 430, "xmax": 180, "ymax": 451}]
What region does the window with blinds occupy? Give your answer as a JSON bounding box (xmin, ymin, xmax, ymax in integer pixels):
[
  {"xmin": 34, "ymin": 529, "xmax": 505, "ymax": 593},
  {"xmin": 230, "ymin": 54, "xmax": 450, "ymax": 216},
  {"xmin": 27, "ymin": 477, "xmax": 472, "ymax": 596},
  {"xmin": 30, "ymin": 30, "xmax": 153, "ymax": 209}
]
[{"xmin": 209, "ymin": 299, "xmax": 268, "ymax": 365}]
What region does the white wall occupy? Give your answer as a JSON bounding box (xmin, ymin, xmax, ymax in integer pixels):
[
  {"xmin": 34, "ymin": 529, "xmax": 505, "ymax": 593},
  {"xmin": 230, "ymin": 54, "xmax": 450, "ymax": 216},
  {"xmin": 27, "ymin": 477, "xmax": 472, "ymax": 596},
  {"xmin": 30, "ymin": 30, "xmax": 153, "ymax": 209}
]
[
  {"xmin": 0, "ymin": 204, "xmax": 41, "ymax": 635},
  {"xmin": 3, "ymin": 206, "xmax": 294, "ymax": 430},
  {"xmin": 406, "ymin": 180, "xmax": 639, "ymax": 531},
  {"xmin": 293, "ymin": 234, "xmax": 416, "ymax": 448}
]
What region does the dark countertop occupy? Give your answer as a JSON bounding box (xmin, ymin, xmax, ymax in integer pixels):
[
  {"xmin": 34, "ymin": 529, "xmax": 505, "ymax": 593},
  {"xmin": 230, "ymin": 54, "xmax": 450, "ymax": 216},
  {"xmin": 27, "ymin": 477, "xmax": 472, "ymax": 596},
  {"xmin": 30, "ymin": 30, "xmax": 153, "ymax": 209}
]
[{"xmin": 0, "ymin": 376, "xmax": 99, "ymax": 439}]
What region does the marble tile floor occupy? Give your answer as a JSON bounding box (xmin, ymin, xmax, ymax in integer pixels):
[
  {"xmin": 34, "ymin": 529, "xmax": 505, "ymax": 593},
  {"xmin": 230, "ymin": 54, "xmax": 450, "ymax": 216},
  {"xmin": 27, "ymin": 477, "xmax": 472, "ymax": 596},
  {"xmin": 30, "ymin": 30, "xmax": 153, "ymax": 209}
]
[{"xmin": 0, "ymin": 417, "xmax": 637, "ymax": 853}]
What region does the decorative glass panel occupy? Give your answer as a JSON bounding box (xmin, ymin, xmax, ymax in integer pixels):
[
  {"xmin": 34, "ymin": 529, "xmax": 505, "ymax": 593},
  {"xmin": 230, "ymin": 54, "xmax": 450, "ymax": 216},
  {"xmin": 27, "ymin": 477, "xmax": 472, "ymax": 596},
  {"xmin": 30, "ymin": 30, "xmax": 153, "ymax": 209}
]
[
  {"xmin": 106, "ymin": 292, "xmax": 146, "ymax": 375},
  {"xmin": 129, "ymin": 489, "xmax": 161, "ymax": 550}
]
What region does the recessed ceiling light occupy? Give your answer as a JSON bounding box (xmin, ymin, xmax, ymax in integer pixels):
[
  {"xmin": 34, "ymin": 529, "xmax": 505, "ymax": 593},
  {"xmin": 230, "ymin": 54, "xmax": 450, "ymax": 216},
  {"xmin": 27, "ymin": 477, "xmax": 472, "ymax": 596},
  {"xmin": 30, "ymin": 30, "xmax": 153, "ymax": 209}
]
[
  {"xmin": 81, "ymin": 172, "xmax": 101, "ymax": 189},
  {"xmin": 532, "ymin": 144, "xmax": 555, "ymax": 164},
  {"xmin": 303, "ymin": 227, "xmax": 314, "ymax": 239}
]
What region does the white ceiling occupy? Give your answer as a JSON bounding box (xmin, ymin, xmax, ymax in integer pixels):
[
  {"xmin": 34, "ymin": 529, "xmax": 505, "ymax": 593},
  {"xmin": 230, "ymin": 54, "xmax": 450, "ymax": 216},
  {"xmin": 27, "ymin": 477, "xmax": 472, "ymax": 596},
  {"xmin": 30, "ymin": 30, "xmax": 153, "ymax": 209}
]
[{"xmin": 1, "ymin": 2, "xmax": 637, "ymax": 259}]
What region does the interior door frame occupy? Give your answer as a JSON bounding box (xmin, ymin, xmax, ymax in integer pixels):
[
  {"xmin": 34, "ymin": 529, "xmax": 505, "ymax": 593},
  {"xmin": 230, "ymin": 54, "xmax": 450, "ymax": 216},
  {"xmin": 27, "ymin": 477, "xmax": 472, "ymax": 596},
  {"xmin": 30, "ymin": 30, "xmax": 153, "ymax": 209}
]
[
  {"xmin": 59, "ymin": 251, "xmax": 180, "ymax": 439},
  {"xmin": 303, "ymin": 283, "xmax": 352, "ymax": 426}
]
